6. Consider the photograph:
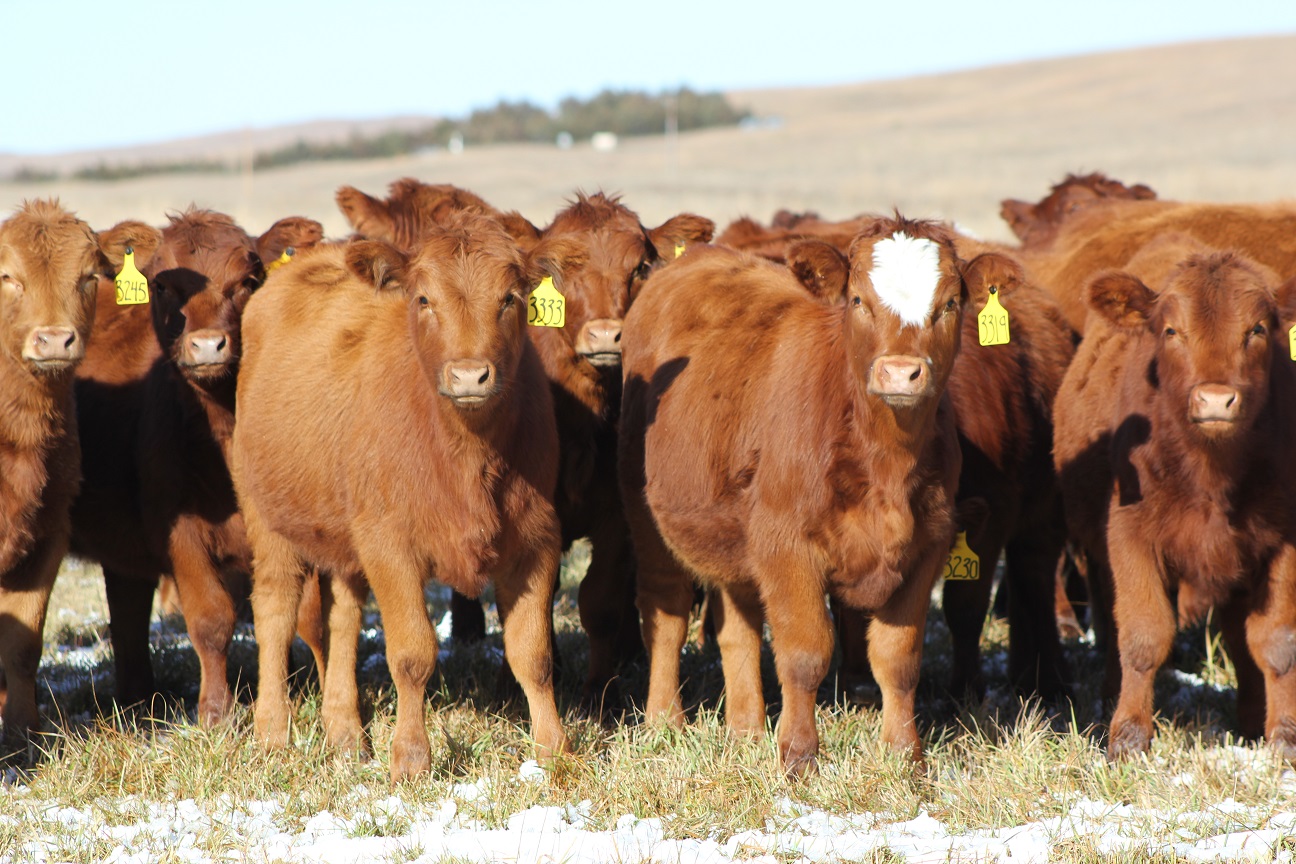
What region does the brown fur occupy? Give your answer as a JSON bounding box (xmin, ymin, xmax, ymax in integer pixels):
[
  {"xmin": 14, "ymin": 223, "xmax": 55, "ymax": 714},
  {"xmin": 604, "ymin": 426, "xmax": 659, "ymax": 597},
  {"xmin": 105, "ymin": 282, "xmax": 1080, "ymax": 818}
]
[
  {"xmin": 1054, "ymin": 250, "xmax": 1296, "ymax": 759},
  {"xmin": 0, "ymin": 200, "xmax": 117, "ymax": 742},
  {"xmin": 619, "ymin": 217, "xmax": 967, "ymax": 775},
  {"xmin": 999, "ymin": 173, "xmax": 1157, "ymax": 250},
  {"xmin": 232, "ymin": 214, "xmax": 577, "ymax": 780},
  {"xmin": 1021, "ymin": 198, "xmax": 1296, "ymax": 333},
  {"xmin": 69, "ymin": 209, "xmax": 323, "ymax": 722}
]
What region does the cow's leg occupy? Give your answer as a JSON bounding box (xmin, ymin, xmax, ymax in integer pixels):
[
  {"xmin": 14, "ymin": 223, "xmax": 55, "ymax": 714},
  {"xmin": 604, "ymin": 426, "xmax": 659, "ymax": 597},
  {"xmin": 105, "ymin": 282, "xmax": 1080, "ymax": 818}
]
[
  {"xmin": 1246, "ymin": 546, "xmax": 1296, "ymax": 759},
  {"xmin": 103, "ymin": 568, "xmax": 159, "ymax": 710},
  {"xmin": 245, "ymin": 498, "xmax": 305, "ymax": 750},
  {"xmin": 633, "ymin": 535, "xmax": 694, "ymax": 727},
  {"xmin": 832, "ymin": 600, "xmax": 876, "ymax": 705},
  {"xmin": 358, "ymin": 543, "xmax": 435, "ymax": 781},
  {"xmin": 868, "ymin": 549, "xmax": 942, "ymax": 763},
  {"xmin": 321, "ymin": 568, "xmax": 368, "ymax": 757},
  {"xmin": 496, "ymin": 546, "xmax": 568, "ymax": 761},
  {"xmin": 759, "ymin": 558, "xmax": 832, "ymax": 777},
  {"xmin": 1005, "ymin": 524, "xmax": 1071, "ymax": 701},
  {"xmin": 712, "ymin": 582, "xmax": 766, "ymax": 736},
  {"xmin": 1220, "ymin": 596, "xmax": 1264, "ymax": 740},
  {"xmin": 0, "ymin": 531, "xmax": 64, "ymax": 744},
  {"xmin": 578, "ymin": 508, "xmax": 639, "ymax": 717},
  {"xmin": 1106, "ymin": 513, "xmax": 1173, "ymax": 761},
  {"xmin": 449, "ymin": 590, "xmax": 487, "ymax": 644},
  {"xmin": 295, "ymin": 568, "xmax": 326, "ymax": 677},
  {"xmin": 169, "ymin": 519, "xmax": 236, "ymax": 726},
  {"xmin": 942, "ymin": 526, "xmax": 1002, "ymax": 702}
]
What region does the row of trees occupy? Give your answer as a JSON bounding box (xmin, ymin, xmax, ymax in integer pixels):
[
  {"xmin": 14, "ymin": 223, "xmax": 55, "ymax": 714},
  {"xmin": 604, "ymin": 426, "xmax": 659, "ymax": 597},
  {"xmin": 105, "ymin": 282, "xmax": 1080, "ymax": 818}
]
[{"xmin": 13, "ymin": 88, "xmax": 750, "ymax": 182}]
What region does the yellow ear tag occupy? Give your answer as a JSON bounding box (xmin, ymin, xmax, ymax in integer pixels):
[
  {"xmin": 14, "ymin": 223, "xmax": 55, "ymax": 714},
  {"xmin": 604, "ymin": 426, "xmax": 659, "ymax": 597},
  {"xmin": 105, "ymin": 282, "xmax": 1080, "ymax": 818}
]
[
  {"xmin": 527, "ymin": 276, "xmax": 566, "ymax": 328},
  {"xmin": 674, "ymin": 242, "xmax": 686, "ymax": 259},
  {"xmin": 977, "ymin": 286, "xmax": 1010, "ymax": 346},
  {"xmin": 265, "ymin": 247, "xmax": 294, "ymax": 275},
  {"xmin": 114, "ymin": 248, "xmax": 149, "ymax": 305},
  {"xmin": 1288, "ymin": 324, "xmax": 1296, "ymax": 361},
  {"xmin": 942, "ymin": 531, "xmax": 981, "ymax": 581}
]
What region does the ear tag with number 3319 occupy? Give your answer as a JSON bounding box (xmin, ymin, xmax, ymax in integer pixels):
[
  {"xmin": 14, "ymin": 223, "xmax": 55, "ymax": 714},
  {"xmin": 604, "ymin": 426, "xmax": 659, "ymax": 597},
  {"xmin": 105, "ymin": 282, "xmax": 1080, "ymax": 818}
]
[
  {"xmin": 977, "ymin": 286, "xmax": 1010, "ymax": 346},
  {"xmin": 527, "ymin": 276, "xmax": 566, "ymax": 328},
  {"xmin": 115, "ymin": 248, "xmax": 149, "ymax": 306},
  {"xmin": 943, "ymin": 531, "xmax": 981, "ymax": 581}
]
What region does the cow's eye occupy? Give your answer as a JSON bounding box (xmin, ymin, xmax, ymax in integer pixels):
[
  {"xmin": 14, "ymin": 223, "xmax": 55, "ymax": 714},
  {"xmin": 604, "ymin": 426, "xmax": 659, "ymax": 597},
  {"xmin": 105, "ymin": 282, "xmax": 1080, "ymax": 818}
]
[
  {"xmin": 945, "ymin": 298, "xmax": 956, "ymax": 312},
  {"xmin": 1164, "ymin": 326, "xmax": 1177, "ymax": 336},
  {"xmin": 418, "ymin": 295, "xmax": 429, "ymax": 308},
  {"xmin": 1251, "ymin": 323, "xmax": 1266, "ymax": 337},
  {"xmin": 852, "ymin": 296, "xmax": 862, "ymax": 307},
  {"xmin": 500, "ymin": 293, "xmax": 516, "ymax": 310}
]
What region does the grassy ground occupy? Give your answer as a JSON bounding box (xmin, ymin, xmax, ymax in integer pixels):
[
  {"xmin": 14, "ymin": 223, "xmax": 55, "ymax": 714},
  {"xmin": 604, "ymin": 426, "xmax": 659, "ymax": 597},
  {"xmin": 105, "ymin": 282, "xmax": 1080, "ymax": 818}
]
[{"xmin": 6, "ymin": 548, "xmax": 1295, "ymax": 862}]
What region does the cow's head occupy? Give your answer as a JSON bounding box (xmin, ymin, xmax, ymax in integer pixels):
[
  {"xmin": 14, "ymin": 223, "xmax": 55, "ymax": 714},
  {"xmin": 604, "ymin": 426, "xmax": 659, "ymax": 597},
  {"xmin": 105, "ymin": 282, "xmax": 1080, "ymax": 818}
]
[
  {"xmin": 347, "ymin": 213, "xmax": 585, "ymax": 418},
  {"xmin": 1088, "ymin": 251, "xmax": 1283, "ymax": 440},
  {"xmin": 150, "ymin": 210, "xmax": 323, "ymax": 386},
  {"xmin": 543, "ymin": 192, "xmax": 713, "ymax": 371},
  {"xmin": 1000, "ymin": 173, "xmax": 1156, "ymax": 248},
  {"xmin": 335, "ymin": 178, "xmax": 536, "ymax": 254},
  {"xmin": 0, "ymin": 200, "xmax": 142, "ymax": 377}
]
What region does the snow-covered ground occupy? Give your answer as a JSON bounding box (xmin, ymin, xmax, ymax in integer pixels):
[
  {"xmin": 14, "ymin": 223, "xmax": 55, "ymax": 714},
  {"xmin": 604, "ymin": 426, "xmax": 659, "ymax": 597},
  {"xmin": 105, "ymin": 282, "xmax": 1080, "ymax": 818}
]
[{"xmin": 6, "ymin": 760, "xmax": 1296, "ymax": 864}]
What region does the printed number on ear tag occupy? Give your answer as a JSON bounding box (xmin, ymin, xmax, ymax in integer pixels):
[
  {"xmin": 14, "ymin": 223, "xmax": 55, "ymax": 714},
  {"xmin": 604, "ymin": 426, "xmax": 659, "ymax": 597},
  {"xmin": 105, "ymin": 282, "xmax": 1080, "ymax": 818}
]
[
  {"xmin": 977, "ymin": 286, "xmax": 1010, "ymax": 346},
  {"xmin": 115, "ymin": 249, "xmax": 150, "ymax": 306},
  {"xmin": 942, "ymin": 531, "xmax": 981, "ymax": 581},
  {"xmin": 527, "ymin": 276, "xmax": 566, "ymax": 328},
  {"xmin": 1288, "ymin": 324, "xmax": 1296, "ymax": 361}
]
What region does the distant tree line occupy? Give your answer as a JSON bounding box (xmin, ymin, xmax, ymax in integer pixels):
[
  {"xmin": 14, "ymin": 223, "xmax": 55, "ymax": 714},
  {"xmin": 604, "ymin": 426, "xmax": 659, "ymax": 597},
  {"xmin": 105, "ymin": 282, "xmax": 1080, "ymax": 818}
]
[{"xmin": 9, "ymin": 88, "xmax": 750, "ymax": 182}]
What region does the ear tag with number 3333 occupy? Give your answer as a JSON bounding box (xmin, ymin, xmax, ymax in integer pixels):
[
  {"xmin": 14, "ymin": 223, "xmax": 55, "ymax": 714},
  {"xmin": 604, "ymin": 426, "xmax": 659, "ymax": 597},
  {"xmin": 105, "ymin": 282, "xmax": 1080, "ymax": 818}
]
[
  {"xmin": 527, "ymin": 276, "xmax": 566, "ymax": 328},
  {"xmin": 977, "ymin": 286, "xmax": 1010, "ymax": 346},
  {"xmin": 943, "ymin": 531, "xmax": 981, "ymax": 581},
  {"xmin": 115, "ymin": 247, "xmax": 149, "ymax": 306}
]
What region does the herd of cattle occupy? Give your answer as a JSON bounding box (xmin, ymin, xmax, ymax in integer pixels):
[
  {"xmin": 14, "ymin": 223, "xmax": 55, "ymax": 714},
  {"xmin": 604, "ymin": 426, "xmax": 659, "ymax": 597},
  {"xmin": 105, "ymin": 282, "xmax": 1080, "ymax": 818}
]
[{"xmin": 2, "ymin": 173, "xmax": 1295, "ymax": 780}]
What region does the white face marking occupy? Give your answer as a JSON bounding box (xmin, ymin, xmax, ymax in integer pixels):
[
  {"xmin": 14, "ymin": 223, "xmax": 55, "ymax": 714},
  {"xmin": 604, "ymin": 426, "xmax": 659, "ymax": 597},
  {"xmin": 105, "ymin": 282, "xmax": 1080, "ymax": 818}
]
[{"xmin": 868, "ymin": 232, "xmax": 943, "ymax": 326}]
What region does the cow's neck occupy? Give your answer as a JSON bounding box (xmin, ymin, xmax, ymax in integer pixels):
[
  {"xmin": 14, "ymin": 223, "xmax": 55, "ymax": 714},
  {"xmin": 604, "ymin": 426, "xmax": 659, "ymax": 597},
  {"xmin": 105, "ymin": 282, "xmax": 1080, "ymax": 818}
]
[{"xmin": 0, "ymin": 365, "xmax": 73, "ymax": 570}]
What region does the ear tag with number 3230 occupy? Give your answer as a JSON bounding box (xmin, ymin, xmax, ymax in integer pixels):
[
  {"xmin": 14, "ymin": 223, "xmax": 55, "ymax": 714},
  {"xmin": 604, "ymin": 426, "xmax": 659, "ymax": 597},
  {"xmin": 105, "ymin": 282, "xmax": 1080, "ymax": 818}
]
[
  {"xmin": 115, "ymin": 248, "xmax": 149, "ymax": 306},
  {"xmin": 1288, "ymin": 324, "xmax": 1296, "ymax": 361},
  {"xmin": 978, "ymin": 286, "xmax": 1010, "ymax": 346},
  {"xmin": 943, "ymin": 531, "xmax": 981, "ymax": 581},
  {"xmin": 527, "ymin": 276, "xmax": 566, "ymax": 328}
]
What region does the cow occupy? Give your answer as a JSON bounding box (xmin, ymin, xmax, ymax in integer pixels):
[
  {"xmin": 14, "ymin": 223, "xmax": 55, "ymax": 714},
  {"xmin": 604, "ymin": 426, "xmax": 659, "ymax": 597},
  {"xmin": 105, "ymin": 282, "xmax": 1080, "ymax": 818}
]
[
  {"xmin": 69, "ymin": 208, "xmax": 324, "ymax": 724},
  {"xmin": 231, "ymin": 213, "xmax": 579, "ymax": 780},
  {"xmin": 619, "ymin": 216, "xmax": 1014, "ymax": 775},
  {"xmin": 715, "ymin": 212, "xmax": 1076, "ymax": 703},
  {"xmin": 999, "ymin": 173, "xmax": 1157, "ymax": 250},
  {"xmin": 1054, "ymin": 248, "xmax": 1296, "ymax": 759},
  {"xmin": 1018, "ymin": 198, "xmax": 1296, "ymax": 334},
  {"xmin": 0, "ymin": 200, "xmax": 147, "ymax": 743},
  {"xmin": 336, "ymin": 182, "xmax": 714, "ymax": 713}
]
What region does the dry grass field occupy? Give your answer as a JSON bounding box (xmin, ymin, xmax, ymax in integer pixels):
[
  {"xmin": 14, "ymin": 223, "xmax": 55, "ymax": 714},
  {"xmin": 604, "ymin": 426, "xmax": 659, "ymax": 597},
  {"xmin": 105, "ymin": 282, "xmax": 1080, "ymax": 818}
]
[
  {"xmin": 5, "ymin": 34, "xmax": 1296, "ymax": 863},
  {"xmin": 4, "ymin": 35, "xmax": 1294, "ymax": 241}
]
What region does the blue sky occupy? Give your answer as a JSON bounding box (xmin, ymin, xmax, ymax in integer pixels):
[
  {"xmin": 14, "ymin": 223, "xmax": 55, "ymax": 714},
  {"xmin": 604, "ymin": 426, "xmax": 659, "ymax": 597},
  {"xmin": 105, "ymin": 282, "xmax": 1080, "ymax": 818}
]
[{"xmin": 7, "ymin": 0, "xmax": 1293, "ymax": 155}]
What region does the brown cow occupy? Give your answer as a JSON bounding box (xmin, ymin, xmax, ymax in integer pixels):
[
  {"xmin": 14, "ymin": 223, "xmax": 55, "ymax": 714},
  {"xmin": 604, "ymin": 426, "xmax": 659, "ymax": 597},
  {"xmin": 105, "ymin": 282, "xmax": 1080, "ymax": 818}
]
[
  {"xmin": 232, "ymin": 214, "xmax": 577, "ymax": 780},
  {"xmin": 0, "ymin": 200, "xmax": 144, "ymax": 742},
  {"xmin": 1054, "ymin": 249, "xmax": 1296, "ymax": 759},
  {"xmin": 999, "ymin": 173, "xmax": 1157, "ymax": 250},
  {"xmin": 619, "ymin": 216, "xmax": 1012, "ymax": 774},
  {"xmin": 70, "ymin": 208, "xmax": 323, "ymax": 723},
  {"xmin": 717, "ymin": 213, "xmax": 1077, "ymax": 702}
]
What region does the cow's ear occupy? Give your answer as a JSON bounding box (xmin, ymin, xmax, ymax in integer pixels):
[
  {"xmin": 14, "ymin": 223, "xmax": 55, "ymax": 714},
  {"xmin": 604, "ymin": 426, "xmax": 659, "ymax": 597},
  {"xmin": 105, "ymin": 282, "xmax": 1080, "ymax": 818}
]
[
  {"xmin": 1088, "ymin": 271, "xmax": 1156, "ymax": 329},
  {"xmin": 786, "ymin": 240, "xmax": 848, "ymax": 303},
  {"xmin": 97, "ymin": 220, "xmax": 162, "ymax": 274},
  {"xmin": 344, "ymin": 240, "xmax": 405, "ymax": 291},
  {"xmin": 998, "ymin": 199, "xmax": 1037, "ymax": 242},
  {"xmin": 336, "ymin": 185, "xmax": 396, "ymax": 242},
  {"xmin": 498, "ymin": 211, "xmax": 542, "ymax": 251},
  {"xmin": 648, "ymin": 213, "xmax": 714, "ymax": 260},
  {"xmin": 523, "ymin": 235, "xmax": 588, "ymax": 290},
  {"xmin": 962, "ymin": 252, "xmax": 1025, "ymax": 309},
  {"xmin": 257, "ymin": 216, "xmax": 323, "ymax": 266}
]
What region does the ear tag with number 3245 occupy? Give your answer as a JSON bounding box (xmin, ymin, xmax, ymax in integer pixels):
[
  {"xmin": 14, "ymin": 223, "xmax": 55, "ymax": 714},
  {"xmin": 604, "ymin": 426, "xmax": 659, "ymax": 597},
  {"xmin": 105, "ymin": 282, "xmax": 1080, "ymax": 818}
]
[
  {"xmin": 115, "ymin": 248, "xmax": 149, "ymax": 306},
  {"xmin": 943, "ymin": 531, "xmax": 981, "ymax": 581},
  {"xmin": 978, "ymin": 286, "xmax": 1010, "ymax": 346},
  {"xmin": 527, "ymin": 276, "xmax": 566, "ymax": 328}
]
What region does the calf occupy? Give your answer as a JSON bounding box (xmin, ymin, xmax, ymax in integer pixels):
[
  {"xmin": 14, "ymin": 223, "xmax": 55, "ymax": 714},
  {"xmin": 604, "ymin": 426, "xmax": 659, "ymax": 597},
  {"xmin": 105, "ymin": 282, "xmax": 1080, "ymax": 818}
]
[
  {"xmin": 0, "ymin": 200, "xmax": 140, "ymax": 741},
  {"xmin": 232, "ymin": 214, "xmax": 577, "ymax": 780},
  {"xmin": 620, "ymin": 217, "xmax": 1008, "ymax": 774},
  {"xmin": 70, "ymin": 209, "xmax": 323, "ymax": 722},
  {"xmin": 999, "ymin": 173, "xmax": 1157, "ymax": 250},
  {"xmin": 1054, "ymin": 250, "xmax": 1296, "ymax": 759}
]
